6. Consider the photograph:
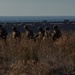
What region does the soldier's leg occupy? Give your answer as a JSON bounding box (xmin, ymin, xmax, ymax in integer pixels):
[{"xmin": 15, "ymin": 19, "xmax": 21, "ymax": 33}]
[{"xmin": 52, "ymin": 35, "xmax": 56, "ymax": 42}]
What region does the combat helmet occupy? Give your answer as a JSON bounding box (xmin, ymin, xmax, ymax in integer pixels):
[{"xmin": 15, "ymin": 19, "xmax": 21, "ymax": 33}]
[{"xmin": 24, "ymin": 25, "xmax": 29, "ymax": 30}]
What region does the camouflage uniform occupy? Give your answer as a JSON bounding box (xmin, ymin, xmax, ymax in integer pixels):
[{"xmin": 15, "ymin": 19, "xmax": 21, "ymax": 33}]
[
  {"xmin": 0, "ymin": 25, "xmax": 8, "ymax": 43},
  {"xmin": 44, "ymin": 26, "xmax": 51, "ymax": 38},
  {"xmin": 52, "ymin": 25, "xmax": 62, "ymax": 41},
  {"xmin": 24, "ymin": 25, "xmax": 34, "ymax": 39},
  {"xmin": 36, "ymin": 27, "xmax": 44, "ymax": 40},
  {"xmin": 12, "ymin": 27, "xmax": 21, "ymax": 42}
]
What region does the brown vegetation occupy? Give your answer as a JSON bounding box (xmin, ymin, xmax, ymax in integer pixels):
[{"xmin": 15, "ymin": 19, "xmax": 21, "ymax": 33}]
[{"xmin": 0, "ymin": 31, "xmax": 75, "ymax": 75}]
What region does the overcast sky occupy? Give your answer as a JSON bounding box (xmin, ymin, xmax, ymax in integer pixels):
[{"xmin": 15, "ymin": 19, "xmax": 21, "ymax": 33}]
[{"xmin": 0, "ymin": 0, "xmax": 75, "ymax": 16}]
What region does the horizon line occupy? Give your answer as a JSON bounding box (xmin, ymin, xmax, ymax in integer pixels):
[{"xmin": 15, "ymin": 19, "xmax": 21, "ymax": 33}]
[{"xmin": 0, "ymin": 15, "xmax": 75, "ymax": 17}]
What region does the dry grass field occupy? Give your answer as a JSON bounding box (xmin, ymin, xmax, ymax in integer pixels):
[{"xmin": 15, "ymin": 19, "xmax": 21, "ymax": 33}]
[{"xmin": 0, "ymin": 31, "xmax": 75, "ymax": 75}]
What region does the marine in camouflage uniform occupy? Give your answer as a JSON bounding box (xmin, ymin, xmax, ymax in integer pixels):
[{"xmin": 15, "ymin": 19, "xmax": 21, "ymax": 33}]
[
  {"xmin": 44, "ymin": 26, "xmax": 51, "ymax": 39},
  {"xmin": 12, "ymin": 27, "xmax": 21, "ymax": 42},
  {"xmin": 34, "ymin": 27, "xmax": 44, "ymax": 40},
  {"xmin": 24, "ymin": 25, "xmax": 34, "ymax": 39},
  {"xmin": 0, "ymin": 25, "xmax": 8, "ymax": 43},
  {"xmin": 52, "ymin": 25, "xmax": 62, "ymax": 41}
]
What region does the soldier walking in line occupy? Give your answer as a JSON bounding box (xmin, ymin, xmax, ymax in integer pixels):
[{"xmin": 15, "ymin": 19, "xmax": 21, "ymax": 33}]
[
  {"xmin": 12, "ymin": 26, "xmax": 21, "ymax": 43},
  {"xmin": 44, "ymin": 26, "xmax": 51, "ymax": 39},
  {"xmin": 35, "ymin": 27, "xmax": 44, "ymax": 40},
  {"xmin": 52, "ymin": 25, "xmax": 62, "ymax": 41},
  {"xmin": 0, "ymin": 25, "xmax": 8, "ymax": 43},
  {"xmin": 24, "ymin": 25, "xmax": 34, "ymax": 39}
]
